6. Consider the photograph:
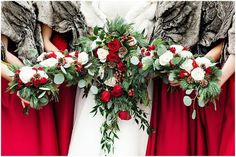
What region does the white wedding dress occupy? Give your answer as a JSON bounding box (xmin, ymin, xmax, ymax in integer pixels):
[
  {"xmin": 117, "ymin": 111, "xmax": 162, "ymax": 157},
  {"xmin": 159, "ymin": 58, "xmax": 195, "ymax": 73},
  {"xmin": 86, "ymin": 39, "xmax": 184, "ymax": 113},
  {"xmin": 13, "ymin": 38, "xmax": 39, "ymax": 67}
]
[{"xmin": 68, "ymin": 1, "xmax": 156, "ymax": 155}]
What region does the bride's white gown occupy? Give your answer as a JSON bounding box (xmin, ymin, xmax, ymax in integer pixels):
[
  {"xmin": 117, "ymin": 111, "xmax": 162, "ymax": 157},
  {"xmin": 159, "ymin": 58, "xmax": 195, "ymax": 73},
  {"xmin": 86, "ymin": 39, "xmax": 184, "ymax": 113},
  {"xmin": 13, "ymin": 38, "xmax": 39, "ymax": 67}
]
[{"xmin": 68, "ymin": 1, "xmax": 156, "ymax": 155}]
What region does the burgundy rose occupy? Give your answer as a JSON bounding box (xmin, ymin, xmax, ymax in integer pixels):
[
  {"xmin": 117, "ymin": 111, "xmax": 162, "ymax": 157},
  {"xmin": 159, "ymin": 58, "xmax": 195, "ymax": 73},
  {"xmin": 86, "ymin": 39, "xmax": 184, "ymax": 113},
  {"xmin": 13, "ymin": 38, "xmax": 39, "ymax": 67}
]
[
  {"xmin": 108, "ymin": 39, "xmax": 121, "ymax": 53},
  {"xmin": 111, "ymin": 84, "xmax": 123, "ymax": 97},
  {"xmin": 117, "ymin": 62, "xmax": 126, "ymax": 72},
  {"xmin": 100, "ymin": 90, "xmax": 111, "ymax": 103},
  {"xmin": 106, "ymin": 52, "xmax": 121, "ymax": 63},
  {"xmin": 118, "ymin": 111, "xmax": 131, "ymax": 120}
]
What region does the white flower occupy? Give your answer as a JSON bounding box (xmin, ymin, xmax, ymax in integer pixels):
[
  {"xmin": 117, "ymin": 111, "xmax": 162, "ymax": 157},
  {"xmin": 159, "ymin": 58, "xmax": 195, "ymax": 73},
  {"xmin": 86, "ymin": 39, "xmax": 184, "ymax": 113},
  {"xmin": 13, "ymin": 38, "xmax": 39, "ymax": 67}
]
[
  {"xmin": 65, "ymin": 57, "xmax": 74, "ymax": 64},
  {"xmin": 104, "ymin": 77, "xmax": 117, "ymax": 87},
  {"xmin": 159, "ymin": 51, "xmax": 174, "ymax": 66},
  {"xmin": 178, "ymin": 50, "xmax": 193, "ymax": 58},
  {"xmin": 39, "ymin": 58, "xmax": 58, "ymax": 67},
  {"xmin": 141, "ymin": 56, "xmax": 153, "ymax": 70},
  {"xmin": 19, "ymin": 66, "xmax": 36, "ymax": 84},
  {"xmin": 37, "ymin": 52, "xmax": 47, "ymax": 62},
  {"xmin": 128, "ymin": 37, "xmax": 137, "ymax": 47},
  {"xmin": 77, "ymin": 52, "xmax": 89, "ymax": 65},
  {"xmin": 91, "ymin": 38, "xmax": 102, "ymax": 50},
  {"xmin": 170, "ymin": 45, "xmax": 184, "ymax": 53},
  {"xmin": 37, "ymin": 70, "xmax": 48, "ymax": 79},
  {"xmin": 191, "ymin": 67, "xmax": 206, "ymax": 81},
  {"xmin": 180, "ymin": 59, "xmax": 194, "ymax": 73},
  {"xmin": 69, "ymin": 51, "xmax": 77, "ymax": 57},
  {"xmin": 97, "ymin": 48, "xmax": 109, "ymax": 63},
  {"xmin": 195, "ymin": 57, "xmax": 212, "ymax": 68}
]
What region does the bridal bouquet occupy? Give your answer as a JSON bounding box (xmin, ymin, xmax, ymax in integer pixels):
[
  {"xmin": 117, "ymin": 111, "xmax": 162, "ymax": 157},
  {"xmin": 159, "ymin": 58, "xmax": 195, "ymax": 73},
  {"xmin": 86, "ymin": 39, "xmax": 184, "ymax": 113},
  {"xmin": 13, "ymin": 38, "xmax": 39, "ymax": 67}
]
[
  {"xmin": 7, "ymin": 65, "xmax": 59, "ymax": 114},
  {"xmin": 77, "ymin": 17, "xmax": 152, "ymax": 153},
  {"xmin": 37, "ymin": 51, "xmax": 93, "ymax": 86}
]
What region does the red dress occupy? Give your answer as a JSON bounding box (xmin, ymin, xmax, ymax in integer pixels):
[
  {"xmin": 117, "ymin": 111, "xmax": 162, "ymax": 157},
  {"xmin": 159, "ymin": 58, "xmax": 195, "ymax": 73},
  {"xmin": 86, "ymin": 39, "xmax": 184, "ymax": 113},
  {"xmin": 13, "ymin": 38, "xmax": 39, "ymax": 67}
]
[
  {"xmin": 51, "ymin": 32, "xmax": 77, "ymax": 155},
  {"xmin": 146, "ymin": 76, "xmax": 235, "ymax": 155},
  {"xmin": 1, "ymin": 78, "xmax": 59, "ymax": 155}
]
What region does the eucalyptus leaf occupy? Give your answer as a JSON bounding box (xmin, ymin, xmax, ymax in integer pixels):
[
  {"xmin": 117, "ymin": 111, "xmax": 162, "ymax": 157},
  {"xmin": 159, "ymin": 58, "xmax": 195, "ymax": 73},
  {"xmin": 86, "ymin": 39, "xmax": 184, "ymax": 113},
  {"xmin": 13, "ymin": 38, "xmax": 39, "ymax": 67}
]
[
  {"xmin": 39, "ymin": 87, "xmax": 51, "ymax": 91},
  {"xmin": 90, "ymin": 85, "xmax": 98, "ymax": 94},
  {"xmin": 183, "ymin": 96, "xmax": 192, "ymax": 106},
  {"xmin": 38, "ymin": 91, "xmax": 46, "ymax": 99},
  {"xmin": 54, "ymin": 73, "xmax": 65, "ymax": 85},
  {"xmin": 130, "ymin": 56, "xmax": 139, "ymax": 65},
  {"xmin": 78, "ymin": 79, "xmax": 86, "ymax": 88},
  {"xmin": 186, "ymin": 89, "xmax": 194, "ymax": 95},
  {"xmin": 60, "ymin": 66, "xmax": 67, "ymax": 74},
  {"xmin": 198, "ymin": 100, "xmax": 205, "ymax": 107},
  {"xmin": 88, "ymin": 69, "xmax": 95, "ymax": 76},
  {"xmin": 192, "ymin": 109, "xmax": 196, "ymax": 119}
]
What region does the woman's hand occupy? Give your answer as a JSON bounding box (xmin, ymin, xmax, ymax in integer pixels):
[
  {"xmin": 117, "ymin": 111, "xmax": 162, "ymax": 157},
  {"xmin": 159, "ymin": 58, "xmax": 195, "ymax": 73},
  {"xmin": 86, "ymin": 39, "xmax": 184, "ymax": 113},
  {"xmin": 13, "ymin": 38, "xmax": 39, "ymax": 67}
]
[
  {"xmin": 169, "ymin": 80, "xmax": 180, "ymax": 87},
  {"xmin": 41, "ymin": 24, "xmax": 59, "ymax": 52}
]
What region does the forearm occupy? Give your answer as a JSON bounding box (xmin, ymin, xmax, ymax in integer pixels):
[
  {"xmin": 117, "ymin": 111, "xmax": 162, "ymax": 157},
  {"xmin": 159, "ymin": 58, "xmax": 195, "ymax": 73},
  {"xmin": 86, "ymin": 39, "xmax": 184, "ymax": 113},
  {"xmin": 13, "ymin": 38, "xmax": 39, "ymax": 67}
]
[
  {"xmin": 1, "ymin": 63, "xmax": 12, "ymax": 81},
  {"xmin": 218, "ymin": 55, "xmax": 235, "ymax": 87},
  {"xmin": 205, "ymin": 40, "xmax": 224, "ymax": 62},
  {"xmin": 5, "ymin": 51, "xmax": 23, "ymax": 67},
  {"xmin": 41, "ymin": 24, "xmax": 59, "ymax": 52}
]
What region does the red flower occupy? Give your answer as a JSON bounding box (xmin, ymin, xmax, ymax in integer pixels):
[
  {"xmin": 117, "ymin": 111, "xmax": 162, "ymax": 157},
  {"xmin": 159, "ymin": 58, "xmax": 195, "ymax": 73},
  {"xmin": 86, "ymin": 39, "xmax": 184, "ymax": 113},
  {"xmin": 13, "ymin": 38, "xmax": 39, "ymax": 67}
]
[
  {"xmin": 76, "ymin": 64, "xmax": 83, "ymax": 72},
  {"xmin": 141, "ymin": 48, "xmax": 145, "ymax": 54},
  {"xmin": 17, "ymin": 85, "xmax": 22, "ymax": 90},
  {"xmin": 106, "ymin": 52, "xmax": 121, "ymax": 63},
  {"xmin": 40, "ymin": 77, "xmax": 48, "ymax": 84},
  {"xmin": 179, "ymin": 70, "xmax": 189, "ymax": 78},
  {"xmin": 108, "ymin": 39, "xmax": 121, "ymax": 53},
  {"xmin": 117, "ymin": 62, "xmax": 126, "ymax": 72},
  {"xmin": 37, "ymin": 67, "xmax": 43, "ymax": 71},
  {"xmin": 118, "ymin": 111, "xmax": 131, "ymax": 120},
  {"xmin": 100, "ymin": 90, "xmax": 111, "ymax": 103},
  {"xmin": 75, "ymin": 51, "xmax": 79, "ymax": 57},
  {"xmin": 17, "ymin": 79, "xmax": 23, "ymax": 85},
  {"xmin": 145, "ymin": 51, "xmax": 151, "ymax": 56},
  {"xmin": 65, "ymin": 54, "xmax": 72, "ymax": 57},
  {"xmin": 47, "ymin": 52, "xmax": 57, "ymax": 59},
  {"xmin": 138, "ymin": 62, "xmax": 143, "ymax": 69},
  {"xmin": 192, "ymin": 60, "xmax": 199, "ymax": 68},
  {"xmin": 147, "ymin": 45, "xmax": 156, "ymax": 51},
  {"xmin": 15, "ymin": 70, "xmax": 21, "ymax": 75},
  {"xmin": 169, "ymin": 47, "xmax": 176, "ymax": 53},
  {"xmin": 205, "ymin": 67, "xmax": 212, "ymax": 75},
  {"xmin": 111, "ymin": 84, "xmax": 123, "ymax": 97},
  {"xmin": 32, "ymin": 67, "xmax": 38, "ymax": 71},
  {"xmin": 25, "ymin": 83, "xmax": 31, "ymax": 87}
]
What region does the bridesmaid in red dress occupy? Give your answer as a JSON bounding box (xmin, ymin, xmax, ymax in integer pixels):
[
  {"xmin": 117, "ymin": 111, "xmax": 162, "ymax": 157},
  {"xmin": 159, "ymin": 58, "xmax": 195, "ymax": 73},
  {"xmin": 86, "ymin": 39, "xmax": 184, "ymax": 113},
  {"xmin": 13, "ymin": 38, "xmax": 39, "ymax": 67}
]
[
  {"xmin": 1, "ymin": 2, "xmax": 59, "ymax": 155},
  {"xmin": 146, "ymin": 1, "xmax": 234, "ymax": 155},
  {"xmin": 36, "ymin": 1, "xmax": 88, "ymax": 155}
]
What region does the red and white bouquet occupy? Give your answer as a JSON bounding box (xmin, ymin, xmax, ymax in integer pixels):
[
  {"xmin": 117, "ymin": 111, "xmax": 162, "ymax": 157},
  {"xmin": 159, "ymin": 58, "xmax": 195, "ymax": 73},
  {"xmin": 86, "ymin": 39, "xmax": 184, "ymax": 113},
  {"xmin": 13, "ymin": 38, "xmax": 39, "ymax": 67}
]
[
  {"xmin": 7, "ymin": 65, "xmax": 59, "ymax": 114},
  {"xmin": 77, "ymin": 17, "xmax": 152, "ymax": 154}
]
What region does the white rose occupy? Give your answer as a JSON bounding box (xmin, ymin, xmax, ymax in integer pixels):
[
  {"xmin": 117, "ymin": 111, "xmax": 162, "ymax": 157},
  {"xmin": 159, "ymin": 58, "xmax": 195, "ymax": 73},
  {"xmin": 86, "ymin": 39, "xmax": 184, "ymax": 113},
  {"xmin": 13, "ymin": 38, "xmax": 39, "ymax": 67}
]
[
  {"xmin": 191, "ymin": 67, "xmax": 206, "ymax": 81},
  {"xmin": 65, "ymin": 57, "xmax": 74, "ymax": 64},
  {"xmin": 159, "ymin": 51, "xmax": 174, "ymax": 66},
  {"xmin": 104, "ymin": 77, "xmax": 117, "ymax": 87},
  {"xmin": 91, "ymin": 38, "xmax": 102, "ymax": 50},
  {"xmin": 97, "ymin": 48, "xmax": 109, "ymax": 63},
  {"xmin": 37, "ymin": 52, "xmax": 47, "ymax": 62},
  {"xmin": 195, "ymin": 57, "xmax": 212, "ymax": 68},
  {"xmin": 170, "ymin": 45, "xmax": 184, "ymax": 53},
  {"xmin": 178, "ymin": 50, "xmax": 193, "ymax": 58},
  {"xmin": 19, "ymin": 66, "xmax": 36, "ymax": 84},
  {"xmin": 180, "ymin": 59, "xmax": 194, "ymax": 73},
  {"xmin": 37, "ymin": 70, "xmax": 48, "ymax": 79},
  {"xmin": 39, "ymin": 58, "xmax": 58, "ymax": 67},
  {"xmin": 77, "ymin": 52, "xmax": 89, "ymax": 65}
]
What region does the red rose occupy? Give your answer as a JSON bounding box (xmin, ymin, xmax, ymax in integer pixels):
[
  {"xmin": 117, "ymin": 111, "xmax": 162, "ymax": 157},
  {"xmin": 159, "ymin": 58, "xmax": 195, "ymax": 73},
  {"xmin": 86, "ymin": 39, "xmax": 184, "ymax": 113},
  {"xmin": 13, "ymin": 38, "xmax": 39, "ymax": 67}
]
[
  {"xmin": 47, "ymin": 52, "xmax": 57, "ymax": 59},
  {"xmin": 40, "ymin": 77, "xmax": 48, "ymax": 84},
  {"xmin": 169, "ymin": 47, "xmax": 176, "ymax": 53},
  {"xmin": 106, "ymin": 52, "xmax": 121, "ymax": 63},
  {"xmin": 205, "ymin": 67, "xmax": 212, "ymax": 75},
  {"xmin": 137, "ymin": 62, "xmax": 143, "ymax": 69},
  {"xmin": 179, "ymin": 70, "xmax": 189, "ymax": 78},
  {"xmin": 111, "ymin": 84, "xmax": 123, "ymax": 97},
  {"xmin": 192, "ymin": 60, "xmax": 199, "ymax": 68},
  {"xmin": 117, "ymin": 62, "xmax": 126, "ymax": 72},
  {"xmin": 100, "ymin": 90, "xmax": 111, "ymax": 103},
  {"xmin": 108, "ymin": 39, "xmax": 121, "ymax": 53},
  {"xmin": 118, "ymin": 111, "xmax": 131, "ymax": 120}
]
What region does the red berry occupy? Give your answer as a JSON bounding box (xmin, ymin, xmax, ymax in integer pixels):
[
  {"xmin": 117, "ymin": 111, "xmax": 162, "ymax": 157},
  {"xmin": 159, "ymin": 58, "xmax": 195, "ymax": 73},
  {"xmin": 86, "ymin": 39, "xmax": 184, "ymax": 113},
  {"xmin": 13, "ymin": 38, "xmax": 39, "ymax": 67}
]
[{"xmin": 118, "ymin": 111, "xmax": 131, "ymax": 120}]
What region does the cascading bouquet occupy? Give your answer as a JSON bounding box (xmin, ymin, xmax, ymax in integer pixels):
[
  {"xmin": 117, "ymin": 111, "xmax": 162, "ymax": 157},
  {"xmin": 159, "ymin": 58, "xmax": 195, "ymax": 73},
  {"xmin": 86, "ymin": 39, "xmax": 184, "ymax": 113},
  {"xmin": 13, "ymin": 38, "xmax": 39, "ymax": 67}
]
[
  {"xmin": 37, "ymin": 50, "xmax": 93, "ymax": 87},
  {"xmin": 141, "ymin": 39, "xmax": 222, "ymax": 119},
  {"xmin": 7, "ymin": 65, "xmax": 59, "ymax": 114},
  {"xmin": 76, "ymin": 17, "xmax": 152, "ymax": 153}
]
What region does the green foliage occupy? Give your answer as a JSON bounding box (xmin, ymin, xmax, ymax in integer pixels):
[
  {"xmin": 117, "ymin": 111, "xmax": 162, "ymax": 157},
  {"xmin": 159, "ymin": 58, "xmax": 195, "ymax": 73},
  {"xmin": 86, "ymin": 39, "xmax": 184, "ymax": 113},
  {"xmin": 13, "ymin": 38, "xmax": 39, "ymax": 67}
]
[{"xmin": 106, "ymin": 17, "xmax": 133, "ymax": 35}]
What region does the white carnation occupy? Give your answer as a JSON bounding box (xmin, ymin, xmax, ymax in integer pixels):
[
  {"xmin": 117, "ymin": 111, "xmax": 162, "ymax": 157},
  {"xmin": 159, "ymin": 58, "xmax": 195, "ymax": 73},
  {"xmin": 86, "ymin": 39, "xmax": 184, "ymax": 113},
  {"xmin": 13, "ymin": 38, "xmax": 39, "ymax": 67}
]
[
  {"xmin": 39, "ymin": 58, "xmax": 58, "ymax": 67},
  {"xmin": 97, "ymin": 48, "xmax": 109, "ymax": 63},
  {"xmin": 195, "ymin": 57, "xmax": 212, "ymax": 68},
  {"xmin": 191, "ymin": 67, "xmax": 206, "ymax": 81},
  {"xmin": 159, "ymin": 51, "xmax": 174, "ymax": 66},
  {"xmin": 19, "ymin": 66, "xmax": 36, "ymax": 84},
  {"xmin": 77, "ymin": 52, "xmax": 89, "ymax": 65},
  {"xmin": 104, "ymin": 77, "xmax": 117, "ymax": 87},
  {"xmin": 170, "ymin": 45, "xmax": 184, "ymax": 53},
  {"xmin": 178, "ymin": 50, "xmax": 193, "ymax": 58},
  {"xmin": 180, "ymin": 59, "xmax": 194, "ymax": 73}
]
